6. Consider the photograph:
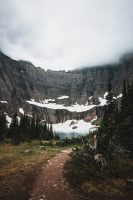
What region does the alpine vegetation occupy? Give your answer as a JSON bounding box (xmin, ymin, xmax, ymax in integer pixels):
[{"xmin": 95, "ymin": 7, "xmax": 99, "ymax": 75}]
[{"xmin": 64, "ymin": 80, "xmax": 133, "ymax": 200}]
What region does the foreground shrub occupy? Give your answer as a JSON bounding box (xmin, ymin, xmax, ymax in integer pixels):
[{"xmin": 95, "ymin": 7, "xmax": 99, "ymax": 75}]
[{"xmin": 64, "ymin": 146, "xmax": 133, "ymax": 200}]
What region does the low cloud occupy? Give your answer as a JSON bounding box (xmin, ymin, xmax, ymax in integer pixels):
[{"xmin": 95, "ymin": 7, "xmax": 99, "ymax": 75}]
[{"xmin": 0, "ymin": 0, "xmax": 133, "ymax": 70}]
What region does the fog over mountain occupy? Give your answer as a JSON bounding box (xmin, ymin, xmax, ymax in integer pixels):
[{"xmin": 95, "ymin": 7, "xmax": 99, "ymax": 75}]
[{"xmin": 0, "ymin": 0, "xmax": 133, "ymax": 70}]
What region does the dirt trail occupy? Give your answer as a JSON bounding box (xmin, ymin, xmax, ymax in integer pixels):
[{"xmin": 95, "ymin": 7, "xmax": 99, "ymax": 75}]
[{"xmin": 29, "ymin": 149, "xmax": 82, "ymax": 200}]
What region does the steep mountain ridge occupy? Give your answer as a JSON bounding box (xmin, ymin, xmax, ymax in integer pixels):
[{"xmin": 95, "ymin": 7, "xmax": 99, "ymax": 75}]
[{"xmin": 0, "ymin": 51, "xmax": 133, "ymax": 124}]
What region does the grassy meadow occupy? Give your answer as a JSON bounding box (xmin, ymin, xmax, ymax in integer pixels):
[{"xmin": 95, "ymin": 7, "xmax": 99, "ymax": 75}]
[{"xmin": 0, "ymin": 140, "xmax": 66, "ymax": 200}]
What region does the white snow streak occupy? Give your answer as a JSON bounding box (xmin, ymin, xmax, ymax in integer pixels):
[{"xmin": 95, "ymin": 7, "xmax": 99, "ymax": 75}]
[
  {"xmin": 117, "ymin": 93, "xmax": 123, "ymax": 98},
  {"xmin": 57, "ymin": 95, "xmax": 69, "ymax": 100},
  {"xmin": 98, "ymin": 97, "xmax": 107, "ymax": 106},
  {"xmin": 5, "ymin": 113, "xmax": 12, "ymax": 127},
  {"xmin": 26, "ymin": 100, "xmax": 96, "ymax": 112},
  {"xmin": 0, "ymin": 101, "xmax": 7, "ymax": 104},
  {"xmin": 91, "ymin": 116, "xmax": 97, "ymax": 123},
  {"xmin": 19, "ymin": 108, "xmax": 24, "ymax": 115},
  {"xmin": 104, "ymin": 92, "xmax": 108, "ymax": 99}
]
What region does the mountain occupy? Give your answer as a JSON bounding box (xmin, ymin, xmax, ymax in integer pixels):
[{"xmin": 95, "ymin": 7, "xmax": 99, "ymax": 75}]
[{"xmin": 0, "ymin": 51, "xmax": 133, "ymax": 133}]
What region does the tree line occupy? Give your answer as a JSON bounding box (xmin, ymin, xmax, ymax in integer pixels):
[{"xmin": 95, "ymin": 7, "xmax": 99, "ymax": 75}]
[
  {"xmin": 0, "ymin": 112, "xmax": 59, "ymax": 144},
  {"xmin": 66, "ymin": 80, "xmax": 133, "ymax": 200},
  {"xmin": 97, "ymin": 79, "xmax": 133, "ymax": 158}
]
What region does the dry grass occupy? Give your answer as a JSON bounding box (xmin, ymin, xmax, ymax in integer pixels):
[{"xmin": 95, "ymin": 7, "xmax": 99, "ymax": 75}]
[
  {"xmin": 64, "ymin": 155, "xmax": 133, "ymax": 200},
  {"xmin": 0, "ymin": 141, "xmax": 64, "ymax": 200}
]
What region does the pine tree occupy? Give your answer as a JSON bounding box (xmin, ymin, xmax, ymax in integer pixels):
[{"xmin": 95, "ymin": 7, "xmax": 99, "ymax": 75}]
[
  {"xmin": 49, "ymin": 123, "xmax": 54, "ymax": 140},
  {"xmin": 35, "ymin": 115, "xmax": 41, "ymax": 140},
  {"xmin": 97, "ymin": 80, "xmax": 118, "ymax": 158},
  {"xmin": 19, "ymin": 114, "xmax": 31, "ymax": 141},
  {"xmin": 0, "ymin": 111, "xmax": 7, "ymax": 141},
  {"xmin": 10, "ymin": 112, "xmax": 20, "ymax": 144},
  {"xmin": 44, "ymin": 122, "xmax": 47, "ymax": 139},
  {"xmin": 118, "ymin": 81, "xmax": 133, "ymax": 156},
  {"xmin": 120, "ymin": 80, "xmax": 128, "ymax": 117},
  {"xmin": 127, "ymin": 82, "xmax": 133, "ymax": 155},
  {"xmin": 30, "ymin": 113, "xmax": 36, "ymax": 140}
]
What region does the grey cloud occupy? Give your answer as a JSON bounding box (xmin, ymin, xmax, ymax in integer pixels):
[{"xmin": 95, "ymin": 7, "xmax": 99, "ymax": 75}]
[{"xmin": 0, "ymin": 0, "xmax": 133, "ymax": 70}]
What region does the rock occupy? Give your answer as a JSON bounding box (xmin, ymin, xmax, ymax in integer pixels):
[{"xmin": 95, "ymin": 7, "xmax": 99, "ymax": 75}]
[
  {"xmin": 0, "ymin": 51, "xmax": 133, "ymax": 123},
  {"xmin": 72, "ymin": 126, "xmax": 78, "ymax": 129},
  {"xmin": 39, "ymin": 195, "xmax": 46, "ymax": 200}
]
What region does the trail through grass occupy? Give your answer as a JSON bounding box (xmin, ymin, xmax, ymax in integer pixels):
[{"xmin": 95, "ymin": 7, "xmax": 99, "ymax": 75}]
[{"xmin": 0, "ymin": 141, "xmax": 66, "ymax": 200}]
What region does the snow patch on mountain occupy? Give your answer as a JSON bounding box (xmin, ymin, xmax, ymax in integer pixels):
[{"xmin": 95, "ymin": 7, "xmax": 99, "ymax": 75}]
[
  {"xmin": 19, "ymin": 108, "xmax": 24, "ymax": 115},
  {"xmin": 67, "ymin": 103, "xmax": 96, "ymax": 112},
  {"xmin": 104, "ymin": 92, "xmax": 108, "ymax": 98},
  {"xmin": 42, "ymin": 99, "xmax": 55, "ymax": 104},
  {"xmin": 17, "ymin": 116, "xmax": 21, "ymax": 123},
  {"xmin": 26, "ymin": 92, "xmax": 123, "ymax": 112},
  {"xmin": 6, "ymin": 115, "xmax": 12, "ymax": 124},
  {"xmin": 4, "ymin": 113, "xmax": 12, "ymax": 127},
  {"xmin": 0, "ymin": 101, "xmax": 7, "ymax": 104},
  {"xmin": 117, "ymin": 93, "xmax": 123, "ymax": 98},
  {"xmin": 57, "ymin": 95, "xmax": 69, "ymax": 100},
  {"xmin": 26, "ymin": 100, "xmax": 96, "ymax": 112},
  {"xmin": 89, "ymin": 96, "xmax": 93, "ymax": 100},
  {"xmin": 99, "ymin": 92, "xmax": 123, "ymax": 106},
  {"xmin": 91, "ymin": 116, "xmax": 97, "ymax": 123},
  {"xmin": 98, "ymin": 97, "xmax": 107, "ymax": 106}
]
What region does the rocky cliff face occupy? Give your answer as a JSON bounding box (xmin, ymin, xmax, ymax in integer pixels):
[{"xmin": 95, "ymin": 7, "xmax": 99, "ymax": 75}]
[{"xmin": 0, "ymin": 51, "xmax": 133, "ymax": 123}]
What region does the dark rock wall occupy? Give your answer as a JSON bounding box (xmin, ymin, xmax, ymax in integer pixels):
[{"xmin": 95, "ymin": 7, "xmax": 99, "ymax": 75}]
[{"xmin": 0, "ymin": 51, "xmax": 133, "ymax": 122}]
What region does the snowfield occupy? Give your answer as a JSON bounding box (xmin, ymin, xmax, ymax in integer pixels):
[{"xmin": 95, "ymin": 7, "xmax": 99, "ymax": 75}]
[
  {"xmin": 26, "ymin": 99, "xmax": 96, "ymax": 112},
  {"xmin": 2, "ymin": 92, "xmax": 123, "ymax": 138},
  {"xmin": 53, "ymin": 118, "xmax": 98, "ymax": 138},
  {"xmin": 26, "ymin": 92, "xmax": 123, "ymax": 113}
]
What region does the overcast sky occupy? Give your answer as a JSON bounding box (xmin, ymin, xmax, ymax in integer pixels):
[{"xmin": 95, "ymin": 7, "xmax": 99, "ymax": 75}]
[{"xmin": 0, "ymin": 0, "xmax": 133, "ymax": 70}]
